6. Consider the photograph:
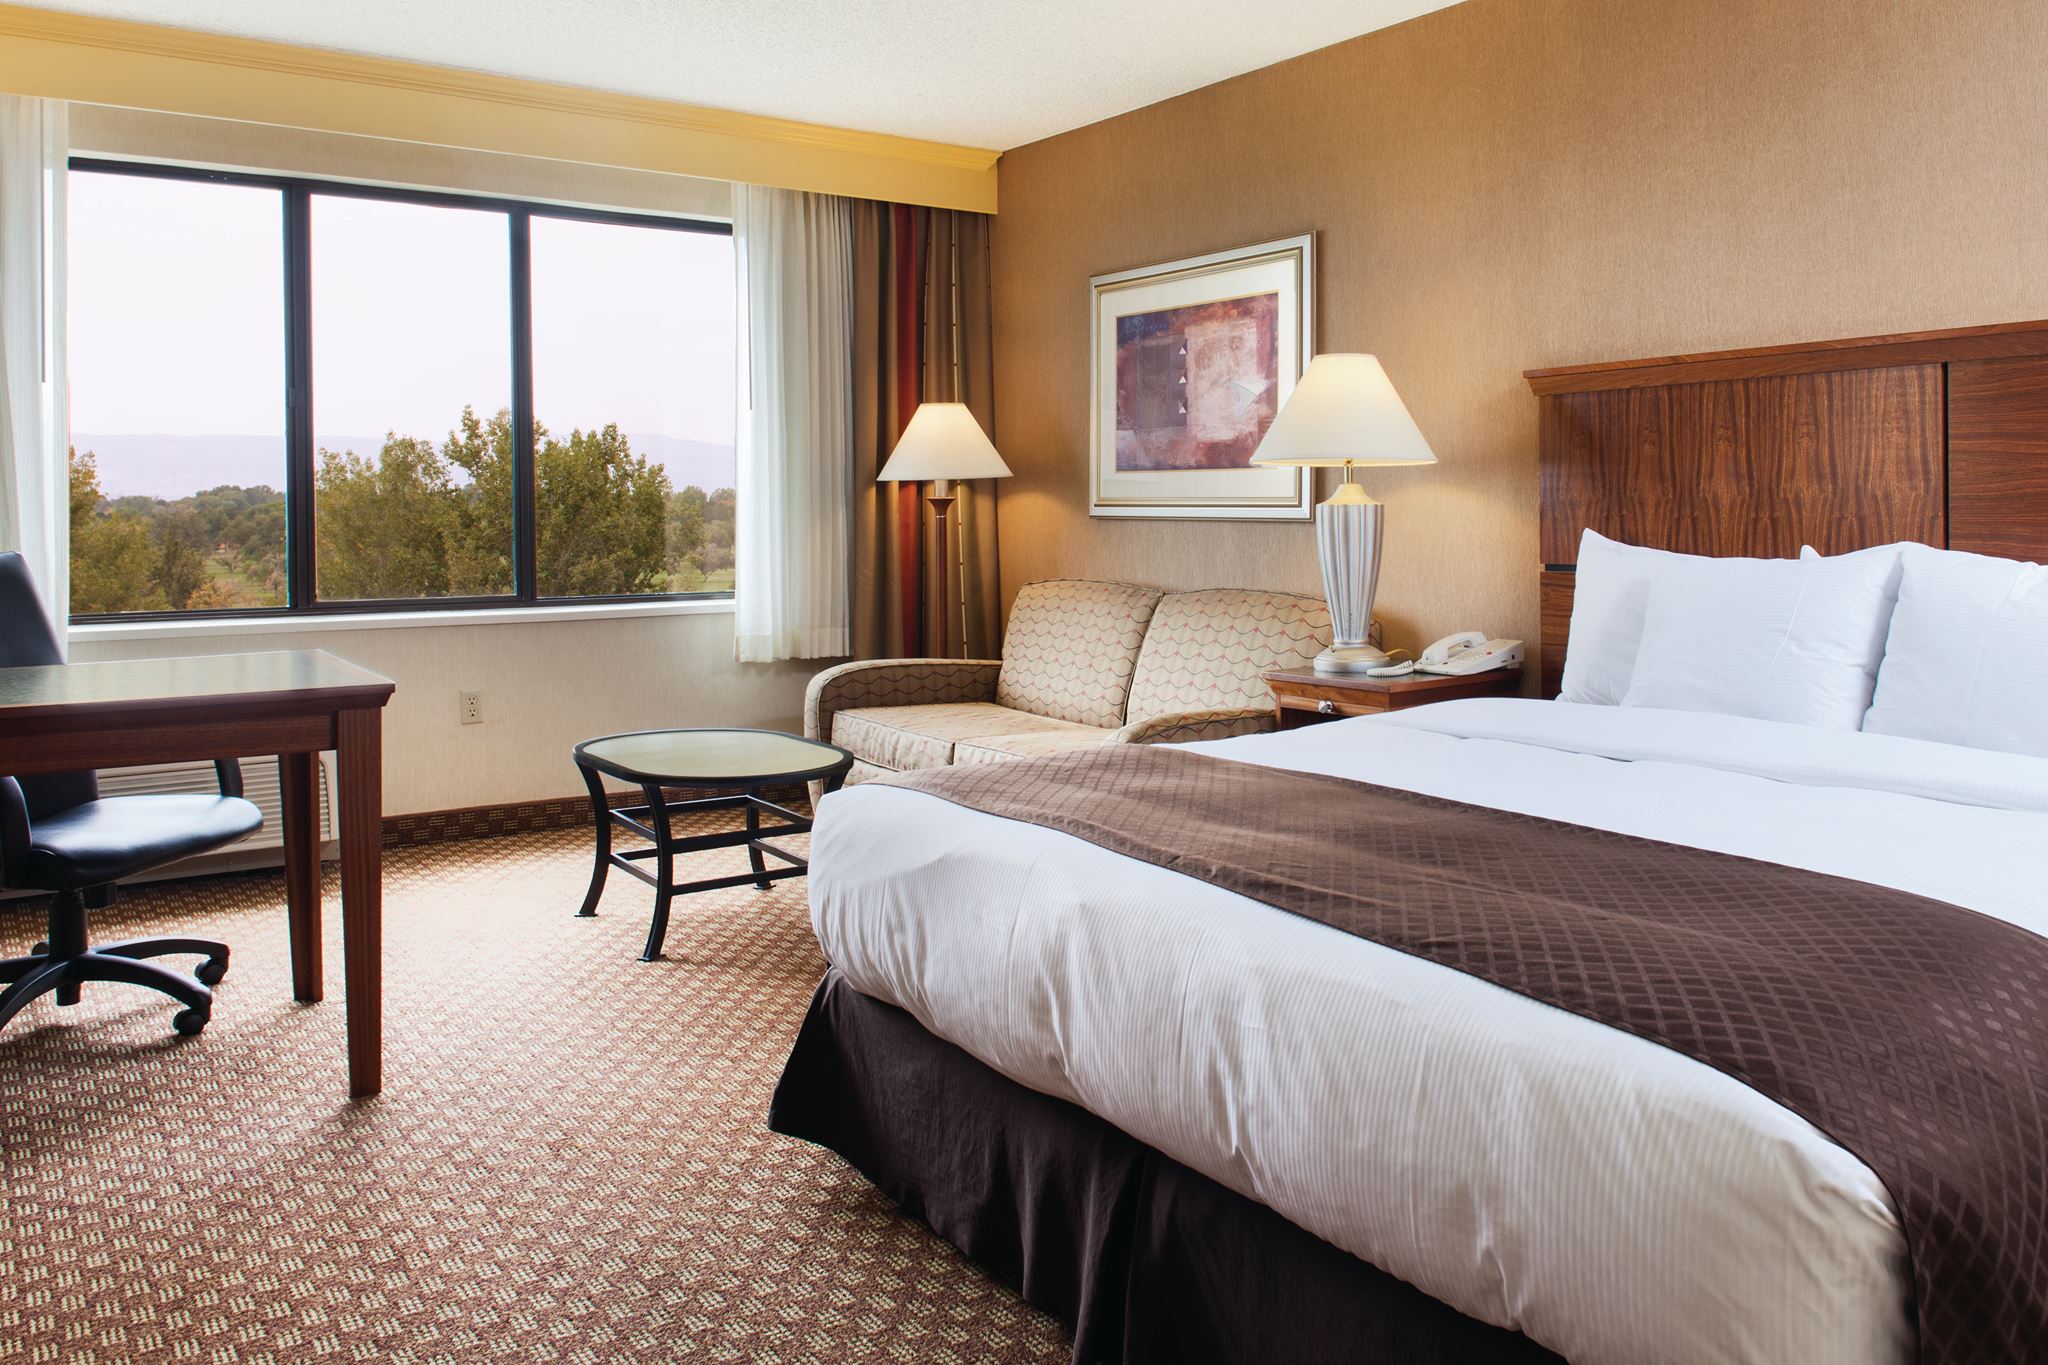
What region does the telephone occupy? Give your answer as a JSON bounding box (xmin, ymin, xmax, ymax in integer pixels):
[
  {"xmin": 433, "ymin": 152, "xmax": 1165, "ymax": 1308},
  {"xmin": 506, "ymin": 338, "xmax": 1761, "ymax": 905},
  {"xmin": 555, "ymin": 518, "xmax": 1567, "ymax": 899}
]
[{"xmin": 1414, "ymin": 632, "xmax": 1525, "ymax": 676}]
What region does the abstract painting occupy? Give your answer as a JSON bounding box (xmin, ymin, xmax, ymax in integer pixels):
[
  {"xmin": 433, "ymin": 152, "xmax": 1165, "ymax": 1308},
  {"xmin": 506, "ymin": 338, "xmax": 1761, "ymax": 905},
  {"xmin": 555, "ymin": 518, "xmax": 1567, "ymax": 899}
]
[
  {"xmin": 1089, "ymin": 235, "xmax": 1313, "ymax": 520},
  {"xmin": 1114, "ymin": 293, "xmax": 1280, "ymax": 470}
]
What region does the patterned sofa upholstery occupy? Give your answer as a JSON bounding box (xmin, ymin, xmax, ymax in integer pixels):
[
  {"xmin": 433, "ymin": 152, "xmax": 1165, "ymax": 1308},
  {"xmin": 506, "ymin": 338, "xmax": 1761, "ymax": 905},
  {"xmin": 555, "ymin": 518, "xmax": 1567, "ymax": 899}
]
[{"xmin": 805, "ymin": 579, "xmax": 1334, "ymax": 787}]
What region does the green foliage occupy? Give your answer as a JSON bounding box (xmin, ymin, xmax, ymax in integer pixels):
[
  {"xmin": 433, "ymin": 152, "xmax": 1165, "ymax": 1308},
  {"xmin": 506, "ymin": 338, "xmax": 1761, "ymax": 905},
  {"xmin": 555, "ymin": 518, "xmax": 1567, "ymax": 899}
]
[
  {"xmin": 68, "ymin": 413, "xmax": 735, "ymax": 615},
  {"xmin": 315, "ymin": 436, "xmax": 463, "ymax": 600},
  {"xmin": 69, "ymin": 451, "xmax": 160, "ymax": 614},
  {"xmin": 536, "ymin": 423, "xmax": 669, "ymax": 596}
]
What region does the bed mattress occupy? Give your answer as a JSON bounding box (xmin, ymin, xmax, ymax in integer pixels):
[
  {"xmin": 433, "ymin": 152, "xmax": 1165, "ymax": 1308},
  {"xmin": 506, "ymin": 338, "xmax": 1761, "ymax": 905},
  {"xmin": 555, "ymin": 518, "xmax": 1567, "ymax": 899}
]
[{"xmin": 806, "ymin": 699, "xmax": 2048, "ymax": 1365}]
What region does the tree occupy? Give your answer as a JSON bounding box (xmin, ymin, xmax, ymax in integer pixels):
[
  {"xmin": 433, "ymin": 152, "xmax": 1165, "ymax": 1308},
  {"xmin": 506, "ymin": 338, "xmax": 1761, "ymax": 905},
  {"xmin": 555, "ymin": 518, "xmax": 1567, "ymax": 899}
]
[
  {"xmin": 313, "ymin": 435, "xmax": 459, "ymax": 599},
  {"xmin": 535, "ymin": 422, "xmax": 671, "ymax": 596},
  {"xmin": 666, "ymin": 485, "xmax": 706, "ymax": 582},
  {"xmin": 70, "ymin": 411, "xmax": 729, "ymax": 612},
  {"xmin": 439, "ymin": 406, "xmax": 516, "ymax": 595},
  {"xmin": 697, "ymin": 488, "xmax": 737, "ymax": 583},
  {"xmin": 148, "ymin": 505, "xmax": 215, "ymax": 610},
  {"xmin": 68, "ymin": 449, "xmax": 158, "ymax": 614}
]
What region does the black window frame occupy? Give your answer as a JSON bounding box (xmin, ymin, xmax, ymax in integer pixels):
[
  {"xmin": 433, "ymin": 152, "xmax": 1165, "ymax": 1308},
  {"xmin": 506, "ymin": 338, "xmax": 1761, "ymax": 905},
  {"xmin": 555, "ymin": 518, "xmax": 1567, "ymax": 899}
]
[{"xmin": 67, "ymin": 157, "xmax": 736, "ymax": 624}]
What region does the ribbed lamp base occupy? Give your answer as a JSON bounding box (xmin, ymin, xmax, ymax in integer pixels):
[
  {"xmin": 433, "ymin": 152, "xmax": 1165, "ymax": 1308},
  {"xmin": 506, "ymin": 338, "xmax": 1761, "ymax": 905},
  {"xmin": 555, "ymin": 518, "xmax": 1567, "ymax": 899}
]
[{"xmin": 1313, "ymin": 492, "xmax": 1385, "ymax": 675}]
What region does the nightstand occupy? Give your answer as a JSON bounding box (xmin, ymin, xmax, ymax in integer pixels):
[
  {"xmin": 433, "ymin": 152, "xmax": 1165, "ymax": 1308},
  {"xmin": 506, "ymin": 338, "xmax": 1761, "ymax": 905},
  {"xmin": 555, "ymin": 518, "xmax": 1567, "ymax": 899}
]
[{"xmin": 1263, "ymin": 666, "xmax": 1523, "ymax": 729}]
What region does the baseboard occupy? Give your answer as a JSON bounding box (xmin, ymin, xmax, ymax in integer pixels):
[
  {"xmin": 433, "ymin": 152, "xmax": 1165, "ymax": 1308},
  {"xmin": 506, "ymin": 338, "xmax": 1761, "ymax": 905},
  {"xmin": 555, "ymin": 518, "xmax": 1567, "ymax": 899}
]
[{"xmin": 380, "ymin": 784, "xmax": 811, "ymax": 849}]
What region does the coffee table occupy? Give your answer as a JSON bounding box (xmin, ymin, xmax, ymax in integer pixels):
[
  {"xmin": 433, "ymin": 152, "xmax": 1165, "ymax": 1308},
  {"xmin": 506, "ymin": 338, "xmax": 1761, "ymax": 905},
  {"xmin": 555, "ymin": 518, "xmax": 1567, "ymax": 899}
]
[{"xmin": 572, "ymin": 728, "xmax": 854, "ymax": 961}]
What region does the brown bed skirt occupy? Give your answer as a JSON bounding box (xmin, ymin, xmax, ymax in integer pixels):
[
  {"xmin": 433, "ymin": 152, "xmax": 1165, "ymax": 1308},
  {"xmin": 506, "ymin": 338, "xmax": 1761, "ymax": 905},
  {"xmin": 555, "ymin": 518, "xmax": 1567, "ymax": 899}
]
[{"xmin": 769, "ymin": 969, "xmax": 1563, "ymax": 1365}]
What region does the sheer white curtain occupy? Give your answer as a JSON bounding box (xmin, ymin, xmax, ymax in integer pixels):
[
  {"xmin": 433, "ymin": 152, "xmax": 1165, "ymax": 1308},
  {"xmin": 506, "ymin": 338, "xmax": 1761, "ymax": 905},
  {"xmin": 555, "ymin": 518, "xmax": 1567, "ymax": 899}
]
[
  {"xmin": 732, "ymin": 185, "xmax": 853, "ymax": 662},
  {"xmin": 0, "ymin": 96, "xmax": 68, "ymax": 645}
]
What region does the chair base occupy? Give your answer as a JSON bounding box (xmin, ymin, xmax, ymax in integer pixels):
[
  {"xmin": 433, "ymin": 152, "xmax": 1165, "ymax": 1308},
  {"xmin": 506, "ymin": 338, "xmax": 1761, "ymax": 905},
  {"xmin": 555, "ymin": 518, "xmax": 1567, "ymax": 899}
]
[{"xmin": 0, "ymin": 889, "xmax": 227, "ymax": 1036}]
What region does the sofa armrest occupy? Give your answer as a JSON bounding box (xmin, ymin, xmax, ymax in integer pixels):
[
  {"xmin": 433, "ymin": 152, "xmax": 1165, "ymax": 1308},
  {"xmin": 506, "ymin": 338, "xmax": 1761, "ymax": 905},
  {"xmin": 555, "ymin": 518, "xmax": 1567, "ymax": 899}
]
[
  {"xmin": 804, "ymin": 658, "xmax": 1004, "ymax": 744},
  {"xmin": 1112, "ymin": 706, "xmax": 1276, "ymax": 746}
]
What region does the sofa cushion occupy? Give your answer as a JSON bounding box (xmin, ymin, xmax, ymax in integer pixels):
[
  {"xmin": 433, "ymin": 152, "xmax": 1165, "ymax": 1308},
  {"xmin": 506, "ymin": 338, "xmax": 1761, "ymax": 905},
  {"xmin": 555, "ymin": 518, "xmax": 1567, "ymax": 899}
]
[
  {"xmin": 840, "ymin": 759, "xmax": 896, "ymax": 788},
  {"xmin": 831, "ymin": 702, "xmax": 1101, "ymax": 773},
  {"xmin": 996, "ymin": 579, "xmax": 1163, "ymax": 728},
  {"xmin": 952, "ymin": 725, "xmax": 1116, "ymax": 766},
  {"xmin": 1124, "ymin": 588, "xmax": 1331, "ymax": 719}
]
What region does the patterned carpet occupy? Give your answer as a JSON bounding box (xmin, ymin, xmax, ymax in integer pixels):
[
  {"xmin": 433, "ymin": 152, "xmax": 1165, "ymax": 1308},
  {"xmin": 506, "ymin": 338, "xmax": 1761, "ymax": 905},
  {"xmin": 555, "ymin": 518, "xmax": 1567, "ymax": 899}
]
[{"xmin": 0, "ymin": 822, "xmax": 1068, "ymax": 1363}]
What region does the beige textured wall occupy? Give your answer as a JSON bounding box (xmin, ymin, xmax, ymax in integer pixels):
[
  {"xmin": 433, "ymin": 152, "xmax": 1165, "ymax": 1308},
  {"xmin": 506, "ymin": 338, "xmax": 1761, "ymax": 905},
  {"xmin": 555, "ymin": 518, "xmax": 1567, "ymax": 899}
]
[{"xmin": 990, "ymin": 0, "xmax": 2048, "ymax": 656}]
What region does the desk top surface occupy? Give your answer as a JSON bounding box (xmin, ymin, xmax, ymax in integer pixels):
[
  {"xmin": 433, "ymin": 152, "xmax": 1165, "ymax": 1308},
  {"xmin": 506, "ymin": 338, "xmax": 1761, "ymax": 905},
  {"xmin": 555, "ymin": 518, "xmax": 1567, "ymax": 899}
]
[{"xmin": 0, "ymin": 650, "xmax": 395, "ymax": 720}]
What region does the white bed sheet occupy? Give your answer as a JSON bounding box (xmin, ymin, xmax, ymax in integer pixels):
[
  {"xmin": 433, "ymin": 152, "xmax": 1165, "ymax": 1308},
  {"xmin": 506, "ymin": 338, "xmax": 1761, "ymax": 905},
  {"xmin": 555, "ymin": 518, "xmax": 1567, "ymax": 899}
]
[{"xmin": 807, "ymin": 698, "xmax": 2048, "ymax": 1365}]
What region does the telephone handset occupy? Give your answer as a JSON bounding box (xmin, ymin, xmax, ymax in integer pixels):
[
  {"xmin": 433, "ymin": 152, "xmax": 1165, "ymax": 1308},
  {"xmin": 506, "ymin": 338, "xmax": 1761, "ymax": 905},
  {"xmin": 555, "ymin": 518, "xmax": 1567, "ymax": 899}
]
[{"xmin": 1414, "ymin": 632, "xmax": 1525, "ymax": 676}]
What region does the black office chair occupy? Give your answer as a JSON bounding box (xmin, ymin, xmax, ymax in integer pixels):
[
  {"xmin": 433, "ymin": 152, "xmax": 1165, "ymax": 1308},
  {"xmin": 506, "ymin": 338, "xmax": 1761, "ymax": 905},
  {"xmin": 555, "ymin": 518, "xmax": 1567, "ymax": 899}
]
[{"xmin": 0, "ymin": 552, "xmax": 262, "ymax": 1037}]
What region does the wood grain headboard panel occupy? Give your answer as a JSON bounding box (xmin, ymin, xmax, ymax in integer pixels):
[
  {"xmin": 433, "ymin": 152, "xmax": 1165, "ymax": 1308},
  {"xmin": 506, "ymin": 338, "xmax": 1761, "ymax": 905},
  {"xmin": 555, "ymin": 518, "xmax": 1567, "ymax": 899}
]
[
  {"xmin": 1950, "ymin": 357, "xmax": 2048, "ymax": 563},
  {"xmin": 1527, "ymin": 320, "xmax": 2048, "ymax": 697}
]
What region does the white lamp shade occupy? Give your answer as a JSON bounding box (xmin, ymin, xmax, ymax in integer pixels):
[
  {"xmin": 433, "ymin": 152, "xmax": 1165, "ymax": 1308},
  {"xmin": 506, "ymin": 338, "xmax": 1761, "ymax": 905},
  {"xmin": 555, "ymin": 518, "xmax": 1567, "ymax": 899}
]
[
  {"xmin": 1249, "ymin": 354, "xmax": 1438, "ymax": 468},
  {"xmin": 876, "ymin": 402, "xmax": 1013, "ymax": 482}
]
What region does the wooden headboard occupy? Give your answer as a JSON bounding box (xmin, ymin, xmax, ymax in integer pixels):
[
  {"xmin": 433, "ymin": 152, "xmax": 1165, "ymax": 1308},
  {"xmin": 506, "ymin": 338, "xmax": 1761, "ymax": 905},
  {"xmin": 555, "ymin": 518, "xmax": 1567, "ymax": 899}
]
[{"xmin": 1524, "ymin": 319, "xmax": 2048, "ymax": 696}]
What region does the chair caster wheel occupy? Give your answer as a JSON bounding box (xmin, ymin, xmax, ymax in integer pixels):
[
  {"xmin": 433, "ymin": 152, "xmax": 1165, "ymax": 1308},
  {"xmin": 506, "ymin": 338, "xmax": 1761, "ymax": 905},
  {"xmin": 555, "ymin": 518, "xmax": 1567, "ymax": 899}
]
[
  {"xmin": 172, "ymin": 1007, "xmax": 210, "ymax": 1036},
  {"xmin": 195, "ymin": 956, "xmax": 229, "ymax": 987},
  {"xmin": 31, "ymin": 940, "xmax": 47, "ymax": 956}
]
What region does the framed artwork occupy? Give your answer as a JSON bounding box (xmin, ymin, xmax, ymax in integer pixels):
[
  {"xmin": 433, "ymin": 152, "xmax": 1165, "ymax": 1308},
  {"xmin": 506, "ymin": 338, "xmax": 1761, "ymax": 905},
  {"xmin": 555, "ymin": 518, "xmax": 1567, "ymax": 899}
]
[{"xmin": 1089, "ymin": 234, "xmax": 1314, "ymax": 520}]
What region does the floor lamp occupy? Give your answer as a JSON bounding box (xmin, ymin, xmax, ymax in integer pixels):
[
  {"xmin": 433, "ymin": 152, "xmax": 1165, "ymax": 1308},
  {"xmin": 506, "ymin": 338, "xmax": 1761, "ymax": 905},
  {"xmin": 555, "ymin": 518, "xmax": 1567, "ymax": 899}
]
[
  {"xmin": 877, "ymin": 403, "xmax": 1014, "ymax": 658},
  {"xmin": 1250, "ymin": 355, "xmax": 1438, "ymax": 673}
]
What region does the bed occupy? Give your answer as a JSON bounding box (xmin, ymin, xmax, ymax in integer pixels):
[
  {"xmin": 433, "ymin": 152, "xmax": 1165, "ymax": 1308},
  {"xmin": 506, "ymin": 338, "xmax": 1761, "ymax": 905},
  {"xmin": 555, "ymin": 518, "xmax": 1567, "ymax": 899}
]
[{"xmin": 771, "ymin": 320, "xmax": 2048, "ymax": 1365}]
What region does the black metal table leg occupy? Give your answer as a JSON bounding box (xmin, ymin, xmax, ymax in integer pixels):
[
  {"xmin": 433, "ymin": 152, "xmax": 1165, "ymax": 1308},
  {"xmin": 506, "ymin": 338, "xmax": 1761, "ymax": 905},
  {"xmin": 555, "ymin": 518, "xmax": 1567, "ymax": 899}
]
[
  {"xmin": 744, "ymin": 789, "xmax": 770, "ymax": 891},
  {"xmin": 575, "ymin": 760, "xmax": 611, "ymax": 918},
  {"xmin": 639, "ymin": 782, "xmax": 677, "ymax": 962}
]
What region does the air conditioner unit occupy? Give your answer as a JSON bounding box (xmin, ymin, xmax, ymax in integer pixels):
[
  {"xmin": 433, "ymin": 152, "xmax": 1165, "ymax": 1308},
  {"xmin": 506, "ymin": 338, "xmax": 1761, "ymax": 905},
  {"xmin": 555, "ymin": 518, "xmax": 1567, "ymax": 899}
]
[{"xmin": 93, "ymin": 756, "xmax": 338, "ymax": 882}]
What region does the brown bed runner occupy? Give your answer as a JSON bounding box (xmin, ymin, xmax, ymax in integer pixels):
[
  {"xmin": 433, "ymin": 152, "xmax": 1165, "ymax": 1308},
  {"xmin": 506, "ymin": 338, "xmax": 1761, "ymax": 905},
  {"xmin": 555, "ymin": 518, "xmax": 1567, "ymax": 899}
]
[{"xmin": 881, "ymin": 744, "xmax": 2048, "ymax": 1365}]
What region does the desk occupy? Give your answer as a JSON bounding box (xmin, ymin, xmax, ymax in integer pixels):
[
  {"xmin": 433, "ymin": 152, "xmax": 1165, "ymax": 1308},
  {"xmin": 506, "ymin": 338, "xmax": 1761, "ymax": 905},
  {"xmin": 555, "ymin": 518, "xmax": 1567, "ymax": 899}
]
[{"xmin": 0, "ymin": 650, "xmax": 395, "ymax": 1098}]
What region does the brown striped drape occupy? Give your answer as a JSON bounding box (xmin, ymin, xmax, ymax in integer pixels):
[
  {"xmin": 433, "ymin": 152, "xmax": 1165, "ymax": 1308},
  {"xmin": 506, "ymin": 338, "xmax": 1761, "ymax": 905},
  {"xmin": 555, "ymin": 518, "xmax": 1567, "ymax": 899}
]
[{"xmin": 849, "ymin": 202, "xmax": 1001, "ymax": 661}]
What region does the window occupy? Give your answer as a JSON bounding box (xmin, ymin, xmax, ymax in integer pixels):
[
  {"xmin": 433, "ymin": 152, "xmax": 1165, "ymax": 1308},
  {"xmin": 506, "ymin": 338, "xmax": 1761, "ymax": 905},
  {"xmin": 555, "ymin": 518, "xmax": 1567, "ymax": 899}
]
[
  {"xmin": 66, "ymin": 161, "xmax": 736, "ymax": 621},
  {"xmin": 67, "ymin": 171, "xmax": 288, "ymax": 613},
  {"xmin": 311, "ymin": 195, "xmax": 514, "ymax": 601},
  {"xmin": 530, "ymin": 215, "xmax": 736, "ymax": 596}
]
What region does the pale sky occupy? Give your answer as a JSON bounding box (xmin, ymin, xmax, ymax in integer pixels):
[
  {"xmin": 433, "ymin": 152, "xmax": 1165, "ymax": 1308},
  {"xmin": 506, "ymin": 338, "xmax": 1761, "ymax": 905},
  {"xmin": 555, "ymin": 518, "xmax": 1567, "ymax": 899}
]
[{"xmin": 67, "ymin": 170, "xmax": 736, "ymax": 489}]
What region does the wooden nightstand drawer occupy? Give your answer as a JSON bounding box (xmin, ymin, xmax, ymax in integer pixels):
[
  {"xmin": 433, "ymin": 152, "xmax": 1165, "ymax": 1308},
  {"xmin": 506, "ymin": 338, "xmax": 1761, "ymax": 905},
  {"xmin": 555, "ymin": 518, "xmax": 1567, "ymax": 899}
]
[{"xmin": 1263, "ymin": 666, "xmax": 1523, "ymax": 729}]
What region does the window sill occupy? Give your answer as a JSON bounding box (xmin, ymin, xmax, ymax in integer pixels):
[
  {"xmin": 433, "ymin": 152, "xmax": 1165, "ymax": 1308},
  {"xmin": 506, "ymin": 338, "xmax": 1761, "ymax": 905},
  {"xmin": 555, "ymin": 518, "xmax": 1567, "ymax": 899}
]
[{"xmin": 70, "ymin": 596, "xmax": 736, "ymax": 643}]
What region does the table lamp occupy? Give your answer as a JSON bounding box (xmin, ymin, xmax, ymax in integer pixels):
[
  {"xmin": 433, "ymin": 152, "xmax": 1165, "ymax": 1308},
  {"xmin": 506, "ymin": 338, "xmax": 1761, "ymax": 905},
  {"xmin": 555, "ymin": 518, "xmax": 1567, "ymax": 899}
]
[
  {"xmin": 1251, "ymin": 354, "xmax": 1438, "ymax": 674},
  {"xmin": 877, "ymin": 402, "xmax": 1013, "ymax": 658}
]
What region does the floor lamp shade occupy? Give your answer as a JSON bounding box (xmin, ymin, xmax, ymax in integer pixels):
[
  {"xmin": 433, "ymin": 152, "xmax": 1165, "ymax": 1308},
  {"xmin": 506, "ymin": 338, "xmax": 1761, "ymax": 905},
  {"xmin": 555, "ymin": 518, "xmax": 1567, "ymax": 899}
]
[
  {"xmin": 1251, "ymin": 355, "xmax": 1437, "ymax": 674},
  {"xmin": 876, "ymin": 403, "xmax": 1013, "ymax": 490},
  {"xmin": 877, "ymin": 403, "xmax": 1012, "ymax": 659}
]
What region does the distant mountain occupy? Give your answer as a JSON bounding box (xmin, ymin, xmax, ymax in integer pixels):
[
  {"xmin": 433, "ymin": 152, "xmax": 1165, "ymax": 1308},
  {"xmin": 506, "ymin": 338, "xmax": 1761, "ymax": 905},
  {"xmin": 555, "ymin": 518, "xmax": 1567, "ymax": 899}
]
[
  {"xmin": 625, "ymin": 434, "xmax": 736, "ymax": 493},
  {"xmin": 75, "ymin": 431, "xmax": 736, "ymax": 500},
  {"xmin": 75, "ymin": 434, "xmax": 288, "ymax": 500}
]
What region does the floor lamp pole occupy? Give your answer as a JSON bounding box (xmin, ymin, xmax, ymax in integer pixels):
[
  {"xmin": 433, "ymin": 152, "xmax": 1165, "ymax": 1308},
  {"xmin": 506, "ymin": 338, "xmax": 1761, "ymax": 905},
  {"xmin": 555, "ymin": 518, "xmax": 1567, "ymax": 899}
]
[{"xmin": 926, "ymin": 478, "xmax": 958, "ymax": 659}]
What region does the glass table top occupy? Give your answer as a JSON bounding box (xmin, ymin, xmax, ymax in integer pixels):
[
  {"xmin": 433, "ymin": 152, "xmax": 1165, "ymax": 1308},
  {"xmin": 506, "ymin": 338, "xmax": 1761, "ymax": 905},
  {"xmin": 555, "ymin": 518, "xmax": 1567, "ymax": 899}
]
[{"xmin": 575, "ymin": 728, "xmax": 849, "ymax": 783}]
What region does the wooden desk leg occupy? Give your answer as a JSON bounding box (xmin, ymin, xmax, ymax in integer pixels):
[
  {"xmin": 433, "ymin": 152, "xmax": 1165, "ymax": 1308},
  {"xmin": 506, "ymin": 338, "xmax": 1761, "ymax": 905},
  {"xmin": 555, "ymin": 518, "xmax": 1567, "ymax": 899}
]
[
  {"xmin": 336, "ymin": 707, "xmax": 383, "ymax": 1099},
  {"xmin": 279, "ymin": 751, "xmax": 323, "ymax": 1003}
]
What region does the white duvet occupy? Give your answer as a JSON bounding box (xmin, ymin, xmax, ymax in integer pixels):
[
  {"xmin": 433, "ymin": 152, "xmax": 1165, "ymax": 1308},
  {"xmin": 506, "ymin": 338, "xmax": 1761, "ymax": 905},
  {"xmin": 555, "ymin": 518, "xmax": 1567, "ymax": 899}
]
[{"xmin": 807, "ymin": 699, "xmax": 2048, "ymax": 1365}]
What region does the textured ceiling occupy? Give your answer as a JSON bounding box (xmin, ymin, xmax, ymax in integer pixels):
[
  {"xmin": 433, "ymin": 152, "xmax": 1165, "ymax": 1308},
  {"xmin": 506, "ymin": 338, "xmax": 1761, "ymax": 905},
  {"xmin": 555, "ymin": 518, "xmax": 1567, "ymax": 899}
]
[{"xmin": 16, "ymin": 0, "xmax": 1467, "ymax": 149}]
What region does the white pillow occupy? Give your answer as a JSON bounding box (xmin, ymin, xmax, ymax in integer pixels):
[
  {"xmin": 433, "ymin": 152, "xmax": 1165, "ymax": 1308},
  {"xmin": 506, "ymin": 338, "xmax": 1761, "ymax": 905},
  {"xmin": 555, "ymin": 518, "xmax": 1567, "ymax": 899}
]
[
  {"xmin": 1560, "ymin": 531, "xmax": 1708, "ymax": 706},
  {"xmin": 1621, "ymin": 551, "xmax": 1900, "ymax": 728},
  {"xmin": 1797, "ymin": 540, "xmax": 1911, "ymax": 600},
  {"xmin": 1862, "ymin": 544, "xmax": 2048, "ymax": 757}
]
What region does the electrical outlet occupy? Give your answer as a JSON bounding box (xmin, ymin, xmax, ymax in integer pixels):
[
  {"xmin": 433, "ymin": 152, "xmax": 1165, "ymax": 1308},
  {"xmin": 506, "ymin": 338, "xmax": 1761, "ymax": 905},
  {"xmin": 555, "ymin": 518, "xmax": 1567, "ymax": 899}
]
[{"xmin": 459, "ymin": 689, "xmax": 484, "ymax": 725}]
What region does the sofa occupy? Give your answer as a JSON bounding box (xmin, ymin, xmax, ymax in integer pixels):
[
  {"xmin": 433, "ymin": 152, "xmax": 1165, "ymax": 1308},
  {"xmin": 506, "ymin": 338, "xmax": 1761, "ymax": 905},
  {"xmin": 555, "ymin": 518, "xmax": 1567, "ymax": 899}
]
[{"xmin": 804, "ymin": 578, "xmax": 1340, "ymax": 786}]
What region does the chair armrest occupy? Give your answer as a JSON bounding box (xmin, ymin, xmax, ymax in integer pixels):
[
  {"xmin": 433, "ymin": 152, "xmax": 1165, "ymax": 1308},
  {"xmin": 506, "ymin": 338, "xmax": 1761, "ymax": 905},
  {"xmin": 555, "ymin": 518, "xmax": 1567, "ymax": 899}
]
[
  {"xmin": 1113, "ymin": 707, "xmax": 1277, "ymax": 746},
  {"xmin": 214, "ymin": 759, "xmax": 246, "ymax": 799},
  {"xmin": 804, "ymin": 658, "xmax": 1003, "ymax": 744},
  {"xmin": 0, "ymin": 777, "xmax": 28, "ymax": 886}
]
